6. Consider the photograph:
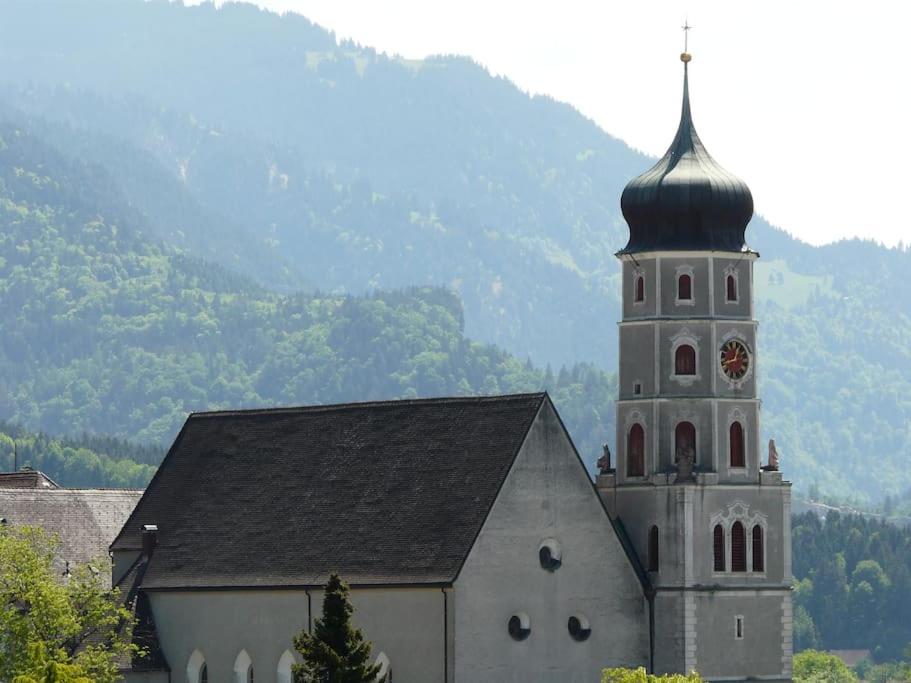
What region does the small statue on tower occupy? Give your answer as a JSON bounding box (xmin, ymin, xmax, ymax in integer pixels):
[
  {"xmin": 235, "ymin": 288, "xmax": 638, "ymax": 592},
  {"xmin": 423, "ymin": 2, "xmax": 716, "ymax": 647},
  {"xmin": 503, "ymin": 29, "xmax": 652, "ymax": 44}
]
[
  {"xmin": 763, "ymin": 439, "xmax": 780, "ymax": 471},
  {"xmin": 674, "ymin": 442, "xmax": 696, "ymax": 483},
  {"xmin": 597, "ymin": 443, "xmax": 614, "ymax": 474}
]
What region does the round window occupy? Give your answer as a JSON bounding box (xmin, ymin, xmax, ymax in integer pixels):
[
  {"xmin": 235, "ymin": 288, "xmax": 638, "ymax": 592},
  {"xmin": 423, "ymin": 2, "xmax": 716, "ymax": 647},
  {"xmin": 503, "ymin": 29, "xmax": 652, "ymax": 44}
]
[
  {"xmin": 508, "ymin": 613, "xmax": 531, "ymax": 641},
  {"xmin": 538, "ymin": 538, "xmax": 562, "ymax": 571},
  {"xmin": 568, "ymin": 615, "xmax": 591, "ymax": 642}
]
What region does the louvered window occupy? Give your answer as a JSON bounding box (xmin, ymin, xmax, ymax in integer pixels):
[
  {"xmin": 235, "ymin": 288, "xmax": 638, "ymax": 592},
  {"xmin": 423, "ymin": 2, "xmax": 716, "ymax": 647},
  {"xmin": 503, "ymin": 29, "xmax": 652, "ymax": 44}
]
[
  {"xmin": 713, "ymin": 525, "xmax": 725, "ymax": 572},
  {"xmin": 675, "ymin": 345, "xmax": 696, "ymax": 375},
  {"xmin": 752, "ymin": 525, "xmax": 764, "ymax": 572},
  {"xmin": 678, "ymin": 274, "xmax": 692, "ymax": 300},
  {"xmin": 732, "ymin": 522, "xmax": 746, "ymax": 572}
]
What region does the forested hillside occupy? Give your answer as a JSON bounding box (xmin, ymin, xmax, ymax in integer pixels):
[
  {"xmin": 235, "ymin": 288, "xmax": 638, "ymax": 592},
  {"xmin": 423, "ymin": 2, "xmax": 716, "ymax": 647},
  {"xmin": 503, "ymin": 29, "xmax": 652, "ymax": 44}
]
[
  {"xmin": 0, "ymin": 125, "xmax": 614, "ymax": 462},
  {"xmin": 0, "ymin": 0, "xmax": 910, "ymax": 501},
  {"xmin": 792, "ymin": 512, "xmax": 911, "ymax": 663}
]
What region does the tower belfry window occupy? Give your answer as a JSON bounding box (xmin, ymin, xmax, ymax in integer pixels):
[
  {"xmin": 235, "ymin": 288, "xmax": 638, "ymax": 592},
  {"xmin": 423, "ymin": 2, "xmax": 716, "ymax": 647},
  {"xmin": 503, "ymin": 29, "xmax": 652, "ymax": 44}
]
[
  {"xmin": 627, "ymin": 424, "xmax": 645, "ymax": 477},
  {"xmin": 713, "ymin": 525, "xmax": 725, "ymax": 572},
  {"xmin": 635, "ymin": 275, "xmax": 645, "ymax": 303},
  {"xmin": 731, "ymin": 522, "xmax": 746, "ymax": 572},
  {"xmin": 752, "ymin": 525, "xmax": 764, "ymax": 572},
  {"xmin": 729, "ymin": 422, "xmax": 745, "ymax": 468},
  {"xmin": 677, "ymin": 274, "xmax": 692, "ymax": 301},
  {"xmin": 648, "ymin": 526, "xmax": 659, "ymax": 572},
  {"xmin": 675, "ymin": 345, "xmax": 696, "ymax": 375},
  {"xmin": 726, "ymin": 274, "xmax": 738, "ymax": 302}
]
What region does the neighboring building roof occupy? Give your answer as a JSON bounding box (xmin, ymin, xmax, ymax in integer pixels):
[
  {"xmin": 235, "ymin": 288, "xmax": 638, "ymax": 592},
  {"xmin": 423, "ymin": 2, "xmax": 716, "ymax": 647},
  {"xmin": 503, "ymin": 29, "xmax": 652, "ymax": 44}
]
[
  {"xmin": 0, "ymin": 469, "xmax": 60, "ymax": 488},
  {"xmin": 112, "ymin": 393, "xmax": 548, "ymax": 589},
  {"xmin": 0, "ymin": 487, "xmax": 144, "ymax": 586},
  {"xmin": 827, "ymin": 650, "xmax": 870, "ymax": 668},
  {"xmin": 619, "ymin": 57, "xmax": 754, "ymax": 254}
]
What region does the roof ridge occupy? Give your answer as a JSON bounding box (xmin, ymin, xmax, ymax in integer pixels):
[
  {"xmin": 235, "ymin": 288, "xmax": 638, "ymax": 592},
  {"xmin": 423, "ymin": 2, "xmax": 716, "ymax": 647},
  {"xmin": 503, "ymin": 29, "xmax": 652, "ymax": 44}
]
[{"xmin": 187, "ymin": 392, "xmax": 548, "ymax": 420}]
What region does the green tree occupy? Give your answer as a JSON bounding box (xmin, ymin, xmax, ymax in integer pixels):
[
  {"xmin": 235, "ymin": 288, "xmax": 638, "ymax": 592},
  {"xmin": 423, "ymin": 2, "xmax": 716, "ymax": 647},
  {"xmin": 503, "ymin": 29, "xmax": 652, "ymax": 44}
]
[
  {"xmin": 0, "ymin": 525, "xmax": 135, "ymax": 683},
  {"xmin": 292, "ymin": 573, "xmax": 382, "ymax": 683},
  {"xmin": 793, "ymin": 650, "xmax": 858, "ymax": 683},
  {"xmin": 601, "ymin": 668, "xmax": 704, "ymax": 682}
]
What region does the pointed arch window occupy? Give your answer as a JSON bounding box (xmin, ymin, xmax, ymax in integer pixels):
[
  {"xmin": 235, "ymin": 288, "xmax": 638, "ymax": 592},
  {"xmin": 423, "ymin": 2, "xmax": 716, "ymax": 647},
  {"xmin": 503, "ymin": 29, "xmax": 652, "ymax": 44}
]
[
  {"xmin": 234, "ymin": 650, "xmax": 253, "ymax": 683},
  {"xmin": 627, "ymin": 424, "xmax": 645, "ymax": 477},
  {"xmin": 187, "ymin": 651, "xmax": 207, "ymax": 683},
  {"xmin": 277, "ymin": 651, "xmax": 295, "ymax": 683},
  {"xmin": 635, "ymin": 275, "xmax": 645, "ymax": 303},
  {"xmin": 648, "ymin": 526, "xmax": 659, "ymax": 572},
  {"xmin": 675, "ymin": 345, "xmax": 696, "ymax": 375},
  {"xmin": 713, "ymin": 525, "xmax": 725, "ymax": 572},
  {"xmin": 678, "ymin": 273, "xmax": 692, "ymax": 301},
  {"xmin": 752, "ymin": 525, "xmax": 764, "ymax": 572},
  {"xmin": 731, "ymin": 522, "xmax": 747, "ymax": 572},
  {"xmin": 726, "ymin": 274, "xmax": 738, "ymax": 302},
  {"xmin": 729, "ymin": 421, "xmax": 745, "ymax": 468}
]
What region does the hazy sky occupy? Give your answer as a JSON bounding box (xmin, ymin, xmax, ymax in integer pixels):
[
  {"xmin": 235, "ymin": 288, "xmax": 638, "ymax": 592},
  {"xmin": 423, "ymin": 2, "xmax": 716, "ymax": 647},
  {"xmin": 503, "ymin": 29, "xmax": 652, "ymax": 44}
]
[{"xmin": 202, "ymin": 0, "xmax": 910, "ymax": 247}]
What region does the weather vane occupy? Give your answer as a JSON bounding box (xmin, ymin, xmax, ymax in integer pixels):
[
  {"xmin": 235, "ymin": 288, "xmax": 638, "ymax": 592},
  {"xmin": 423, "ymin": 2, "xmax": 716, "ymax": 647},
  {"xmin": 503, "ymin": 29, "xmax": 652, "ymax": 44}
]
[{"xmin": 681, "ymin": 19, "xmax": 693, "ymax": 63}]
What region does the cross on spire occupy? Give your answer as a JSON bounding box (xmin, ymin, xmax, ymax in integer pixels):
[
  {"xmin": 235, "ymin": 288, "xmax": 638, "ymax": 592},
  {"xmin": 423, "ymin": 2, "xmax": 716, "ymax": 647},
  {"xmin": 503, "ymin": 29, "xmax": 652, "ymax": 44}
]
[{"xmin": 681, "ymin": 20, "xmax": 693, "ymax": 53}]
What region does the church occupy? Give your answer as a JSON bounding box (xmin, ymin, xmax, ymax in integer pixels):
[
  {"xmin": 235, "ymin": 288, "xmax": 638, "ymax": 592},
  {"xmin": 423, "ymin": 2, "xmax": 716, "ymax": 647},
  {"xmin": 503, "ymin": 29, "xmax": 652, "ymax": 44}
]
[{"xmin": 111, "ymin": 52, "xmax": 793, "ymax": 683}]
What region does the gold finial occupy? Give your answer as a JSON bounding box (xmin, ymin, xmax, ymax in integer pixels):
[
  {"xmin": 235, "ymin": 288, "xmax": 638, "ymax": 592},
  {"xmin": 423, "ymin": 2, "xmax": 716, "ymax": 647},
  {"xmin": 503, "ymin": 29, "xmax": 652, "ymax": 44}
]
[{"xmin": 680, "ymin": 19, "xmax": 693, "ymax": 63}]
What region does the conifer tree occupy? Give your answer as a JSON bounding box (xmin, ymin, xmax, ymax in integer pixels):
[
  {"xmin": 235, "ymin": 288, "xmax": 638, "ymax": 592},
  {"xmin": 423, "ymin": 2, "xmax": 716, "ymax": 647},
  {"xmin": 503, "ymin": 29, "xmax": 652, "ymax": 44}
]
[{"xmin": 292, "ymin": 573, "xmax": 383, "ymax": 683}]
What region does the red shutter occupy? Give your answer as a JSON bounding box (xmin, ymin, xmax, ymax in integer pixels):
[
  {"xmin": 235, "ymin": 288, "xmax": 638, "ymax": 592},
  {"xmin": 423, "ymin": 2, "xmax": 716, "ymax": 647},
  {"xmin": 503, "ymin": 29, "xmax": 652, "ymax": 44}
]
[
  {"xmin": 752, "ymin": 525, "xmax": 764, "ymax": 572},
  {"xmin": 730, "ymin": 422, "xmax": 745, "ymax": 468},
  {"xmin": 713, "ymin": 525, "xmax": 725, "ymax": 572},
  {"xmin": 675, "ymin": 345, "xmax": 696, "ymax": 375},
  {"xmin": 732, "ymin": 522, "xmax": 746, "ymax": 572},
  {"xmin": 678, "ymin": 274, "xmax": 692, "ymax": 300}
]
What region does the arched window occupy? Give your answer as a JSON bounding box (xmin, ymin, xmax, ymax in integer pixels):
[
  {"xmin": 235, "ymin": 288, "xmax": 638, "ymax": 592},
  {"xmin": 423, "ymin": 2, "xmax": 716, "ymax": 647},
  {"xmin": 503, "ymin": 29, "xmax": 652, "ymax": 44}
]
[
  {"xmin": 729, "ymin": 421, "xmax": 745, "ymax": 468},
  {"xmin": 277, "ymin": 651, "xmax": 295, "ymax": 683},
  {"xmin": 627, "ymin": 424, "xmax": 645, "ymax": 477},
  {"xmin": 726, "ymin": 274, "xmax": 738, "ymax": 302},
  {"xmin": 187, "ymin": 650, "xmax": 206, "ymax": 683},
  {"xmin": 647, "ymin": 526, "xmax": 659, "ymax": 572},
  {"xmin": 752, "ymin": 525, "xmax": 764, "ymax": 572},
  {"xmin": 678, "ymin": 274, "xmax": 692, "ymax": 300},
  {"xmin": 675, "ymin": 345, "xmax": 696, "ymax": 375},
  {"xmin": 713, "ymin": 525, "xmax": 725, "ymax": 572},
  {"xmin": 731, "ymin": 522, "xmax": 746, "ymax": 572},
  {"xmin": 675, "ymin": 422, "xmax": 696, "ymax": 461},
  {"xmin": 635, "ymin": 275, "xmax": 645, "ymax": 302},
  {"xmin": 234, "ymin": 650, "xmax": 253, "ymax": 683}
]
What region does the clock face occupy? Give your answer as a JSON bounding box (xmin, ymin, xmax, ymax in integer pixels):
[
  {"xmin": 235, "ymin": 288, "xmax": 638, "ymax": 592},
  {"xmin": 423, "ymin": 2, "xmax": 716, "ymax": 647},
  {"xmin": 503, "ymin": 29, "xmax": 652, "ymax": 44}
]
[{"xmin": 720, "ymin": 340, "xmax": 750, "ymax": 380}]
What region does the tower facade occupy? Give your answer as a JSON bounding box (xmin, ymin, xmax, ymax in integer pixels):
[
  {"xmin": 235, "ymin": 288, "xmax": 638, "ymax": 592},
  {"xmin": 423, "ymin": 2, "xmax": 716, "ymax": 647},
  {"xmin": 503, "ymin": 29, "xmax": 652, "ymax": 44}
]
[{"xmin": 600, "ymin": 54, "xmax": 792, "ymax": 682}]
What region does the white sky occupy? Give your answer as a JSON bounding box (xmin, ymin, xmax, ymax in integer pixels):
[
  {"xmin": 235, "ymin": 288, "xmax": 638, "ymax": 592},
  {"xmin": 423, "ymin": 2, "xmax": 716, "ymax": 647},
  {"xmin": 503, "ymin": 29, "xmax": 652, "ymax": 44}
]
[{"xmin": 207, "ymin": 0, "xmax": 911, "ymax": 247}]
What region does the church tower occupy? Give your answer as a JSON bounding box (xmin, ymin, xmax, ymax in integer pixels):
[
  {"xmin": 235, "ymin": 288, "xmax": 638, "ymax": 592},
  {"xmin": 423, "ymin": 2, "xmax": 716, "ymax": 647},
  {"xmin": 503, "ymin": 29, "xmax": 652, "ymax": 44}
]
[{"xmin": 598, "ymin": 51, "xmax": 793, "ymax": 682}]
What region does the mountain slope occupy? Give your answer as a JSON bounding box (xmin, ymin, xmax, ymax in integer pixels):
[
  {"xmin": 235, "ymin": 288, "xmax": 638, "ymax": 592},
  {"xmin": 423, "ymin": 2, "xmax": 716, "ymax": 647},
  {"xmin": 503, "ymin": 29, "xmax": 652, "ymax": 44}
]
[
  {"xmin": 0, "ymin": 124, "xmax": 615, "ymax": 463},
  {"xmin": 0, "ymin": 0, "xmax": 909, "ymax": 500}
]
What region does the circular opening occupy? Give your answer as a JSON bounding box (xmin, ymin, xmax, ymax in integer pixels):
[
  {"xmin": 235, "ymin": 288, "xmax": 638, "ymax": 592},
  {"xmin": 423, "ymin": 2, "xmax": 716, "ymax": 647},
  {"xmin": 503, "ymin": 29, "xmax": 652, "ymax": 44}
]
[
  {"xmin": 568, "ymin": 615, "xmax": 591, "ymax": 642},
  {"xmin": 508, "ymin": 614, "xmax": 531, "ymax": 641},
  {"xmin": 538, "ymin": 539, "xmax": 562, "ymax": 571}
]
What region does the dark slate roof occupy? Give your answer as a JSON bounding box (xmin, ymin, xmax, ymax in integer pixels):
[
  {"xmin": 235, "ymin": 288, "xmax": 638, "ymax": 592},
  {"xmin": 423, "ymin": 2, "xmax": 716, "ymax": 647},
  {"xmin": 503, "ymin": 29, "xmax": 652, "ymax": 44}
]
[
  {"xmin": 112, "ymin": 393, "xmax": 548, "ymax": 589},
  {"xmin": 0, "ymin": 469, "xmax": 60, "ymax": 488},
  {"xmin": 619, "ymin": 59, "xmax": 754, "ymax": 253},
  {"xmin": 0, "ymin": 487, "xmax": 143, "ymax": 587}
]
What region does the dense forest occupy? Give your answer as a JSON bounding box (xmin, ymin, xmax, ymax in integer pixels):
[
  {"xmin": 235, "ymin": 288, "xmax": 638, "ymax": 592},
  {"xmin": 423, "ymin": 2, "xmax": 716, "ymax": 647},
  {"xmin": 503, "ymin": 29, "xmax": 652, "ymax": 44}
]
[
  {"xmin": 1, "ymin": 1, "xmax": 910, "ymax": 504},
  {"xmin": 792, "ymin": 512, "xmax": 911, "ymax": 663}
]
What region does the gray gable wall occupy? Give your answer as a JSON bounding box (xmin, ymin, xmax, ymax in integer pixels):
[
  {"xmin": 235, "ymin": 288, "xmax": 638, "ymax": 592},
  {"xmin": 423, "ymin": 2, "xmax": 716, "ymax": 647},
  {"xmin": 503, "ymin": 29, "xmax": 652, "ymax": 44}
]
[{"xmin": 452, "ymin": 399, "xmax": 649, "ymax": 682}]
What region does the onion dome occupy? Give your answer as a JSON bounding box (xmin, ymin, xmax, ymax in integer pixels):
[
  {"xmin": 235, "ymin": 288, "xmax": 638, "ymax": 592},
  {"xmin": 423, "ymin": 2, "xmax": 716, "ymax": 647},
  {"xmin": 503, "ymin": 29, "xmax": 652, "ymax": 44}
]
[{"xmin": 619, "ymin": 55, "xmax": 754, "ymax": 253}]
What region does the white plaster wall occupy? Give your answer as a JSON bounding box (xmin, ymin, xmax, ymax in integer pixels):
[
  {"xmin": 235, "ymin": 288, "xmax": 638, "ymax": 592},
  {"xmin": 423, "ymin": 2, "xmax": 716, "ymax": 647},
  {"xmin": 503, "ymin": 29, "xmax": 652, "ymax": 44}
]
[
  {"xmin": 148, "ymin": 587, "xmax": 446, "ymax": 683},
  {"xmin": 452, "ymin": 401, "xmax": 649, "ymax": 683}
]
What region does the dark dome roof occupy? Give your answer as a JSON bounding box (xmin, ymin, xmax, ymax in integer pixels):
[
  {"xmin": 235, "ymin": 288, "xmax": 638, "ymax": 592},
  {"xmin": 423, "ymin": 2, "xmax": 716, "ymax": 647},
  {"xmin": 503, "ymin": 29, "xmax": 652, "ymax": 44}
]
[{"xmin": 620, "ymin": 62, "xmax": 753, "ymax": 253}]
